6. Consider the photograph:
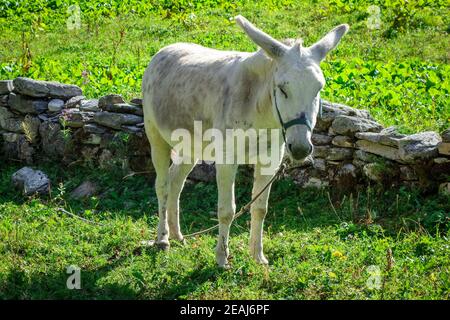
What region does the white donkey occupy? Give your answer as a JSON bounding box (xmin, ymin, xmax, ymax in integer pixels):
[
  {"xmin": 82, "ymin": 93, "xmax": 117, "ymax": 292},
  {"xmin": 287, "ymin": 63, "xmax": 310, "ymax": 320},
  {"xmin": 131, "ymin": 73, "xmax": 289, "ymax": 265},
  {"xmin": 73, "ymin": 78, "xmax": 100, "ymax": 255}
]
[{"xmin": 142, "ymin": 15, "xmax": 348, "ymax": 267}]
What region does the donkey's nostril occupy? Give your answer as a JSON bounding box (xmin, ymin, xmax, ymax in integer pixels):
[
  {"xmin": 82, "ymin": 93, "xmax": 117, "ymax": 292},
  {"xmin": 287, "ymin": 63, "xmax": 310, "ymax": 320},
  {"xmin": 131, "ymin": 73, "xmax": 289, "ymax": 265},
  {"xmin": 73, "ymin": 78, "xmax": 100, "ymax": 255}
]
[{"xmin": 288, "ymin": 143, "xmax": 293, "ymax": 153}]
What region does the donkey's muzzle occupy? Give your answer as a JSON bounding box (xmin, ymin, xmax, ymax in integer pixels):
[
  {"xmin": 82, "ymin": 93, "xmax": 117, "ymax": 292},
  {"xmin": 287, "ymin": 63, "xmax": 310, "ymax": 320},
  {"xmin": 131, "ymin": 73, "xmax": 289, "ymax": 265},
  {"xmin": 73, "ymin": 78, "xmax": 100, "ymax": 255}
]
[{"xmin": 288, "ymin": 142, "xmax": 313, "ymax": 160}]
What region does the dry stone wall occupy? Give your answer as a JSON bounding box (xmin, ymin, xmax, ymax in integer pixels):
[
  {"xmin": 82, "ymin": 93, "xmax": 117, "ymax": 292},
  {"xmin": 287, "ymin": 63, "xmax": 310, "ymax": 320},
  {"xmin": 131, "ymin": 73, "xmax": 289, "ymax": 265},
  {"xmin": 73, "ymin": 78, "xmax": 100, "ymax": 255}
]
[{"xmin": 1, "ymin": 77, "xmax": 449, "ymax": 193}]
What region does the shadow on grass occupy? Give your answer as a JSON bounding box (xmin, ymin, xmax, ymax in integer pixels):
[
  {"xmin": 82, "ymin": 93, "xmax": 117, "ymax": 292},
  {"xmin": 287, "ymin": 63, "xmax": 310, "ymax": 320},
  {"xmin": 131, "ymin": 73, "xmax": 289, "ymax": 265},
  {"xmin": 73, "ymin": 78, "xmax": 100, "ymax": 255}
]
[
  {"xmin": 2, "ymin": 161, "xmax": 449, "ymax": 239},
  {"xmin": 0, "ymin": 245, "xmax": 225, "ymax": 299}
]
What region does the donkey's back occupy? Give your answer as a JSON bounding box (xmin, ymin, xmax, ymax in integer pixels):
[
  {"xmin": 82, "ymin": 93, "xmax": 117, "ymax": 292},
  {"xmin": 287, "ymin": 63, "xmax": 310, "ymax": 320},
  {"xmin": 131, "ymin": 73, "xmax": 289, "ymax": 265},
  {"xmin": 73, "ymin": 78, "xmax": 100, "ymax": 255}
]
[{"xmin": 142, "ymin": 43, "xmax": 250, "ymax": 139}]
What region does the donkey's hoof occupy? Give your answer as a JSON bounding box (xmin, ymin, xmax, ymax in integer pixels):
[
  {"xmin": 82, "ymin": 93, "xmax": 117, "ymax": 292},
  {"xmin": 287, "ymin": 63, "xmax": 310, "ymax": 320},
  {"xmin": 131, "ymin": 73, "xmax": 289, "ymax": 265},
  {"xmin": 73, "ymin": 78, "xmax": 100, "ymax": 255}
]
[
  {"xmin": 170, "ymin": 233, "xmax": 186, "ymax": 244},
  {"xmin": 218, "ymin": 262, "xmax": 231, "ymax": 270},
  {"xmin": 156, "ymin": 241, "xmax": 170, "ymax": 251},
  {"xmin": 252, "ymin": 254, "xmax": 269, "ymax": 265},
  {"xmin": 216, "ymin": 254, "xmax": 230, "ymax": 269}
]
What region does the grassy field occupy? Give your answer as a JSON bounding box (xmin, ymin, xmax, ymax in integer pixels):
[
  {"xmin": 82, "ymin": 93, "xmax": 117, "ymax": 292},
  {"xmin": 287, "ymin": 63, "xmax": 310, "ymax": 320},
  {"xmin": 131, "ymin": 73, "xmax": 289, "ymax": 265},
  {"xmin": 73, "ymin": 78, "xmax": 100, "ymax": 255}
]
[
  {"xmin": 0, "ymin": 0, "xmax": 450, "ymax": 300},
  {"xmin": 0, "ymin": 163, "xmax": 449, "ymax": 299}
]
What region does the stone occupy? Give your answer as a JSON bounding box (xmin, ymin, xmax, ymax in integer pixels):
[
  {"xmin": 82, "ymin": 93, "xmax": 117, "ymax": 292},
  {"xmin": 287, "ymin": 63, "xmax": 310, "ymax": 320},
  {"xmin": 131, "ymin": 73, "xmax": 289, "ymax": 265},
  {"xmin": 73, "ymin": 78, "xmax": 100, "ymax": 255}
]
[
  {"xmin": 333, "ymin": 163, "xmax": 358, "ymax": 192},
  {"xmin": 93, "ymin": 111, "xmax": 143, "ymax": 130},
  {"xmin": 2, "ymin": 132, "xmax": 21, "ymax": 143},
  {"xmin": 0, "ymin": 80, "xmax": 14, "ymax": 94},
  {"xmin": 83, "ymin": 123, "xmax": 107, "ymax": 134},
  {"xmin": 188, "ymin": 161, "xmax": 216, "ymax": 182},
  {"xmin": 11, "ymin": 167, "xmax": 50, "ymax": 196},
  {"xmin": 39, "ymin": 121, "xmax": 66, "ymax": 158},
  {"xmin": 61, "ymin": 108, "xmax": 94, "ymax": 128},
  {"xmin": 21, "ymin": 115, "xmax": 41, "ymax": 143},
  {"xmin": 332, "ymin": 115, "xmax": 383, "ymax": 137},
  {"xmin": 0, "ymin": 106, "xmax": 23, "ymax": 132},
  {"xmin": 313, "ymin": 145, "xmax": 330, "ymax": 158},
  {"xmin": 363, "ymin": 162, "xmax": 398, "ymax": 185},
  {"xmin": 315, "ymin": 118, "xmax": 333, "ymax": 133},
  {"xmin": 130, "ymin": 98, "xmax": 143, "ymax": 106},
  {"xmin": 1, "ymin": 133, "xmax": 35, "ymax": 163},
  {"xmin": 437, "ymin": 142, "xmax": 450, "ymax": 156},
  {"xmin": 313, "ymin": 158, "xmax": 327, "ymax": 171},
  {"xmin": 65, "ymin": 95, "xmax": 85, "ymax": 108},
  {"xmin": 354, "ymin": 149, "xmax": 382, "ymax": 162},
  {"xmin": 398, "ymin": 131, "xmax": 441, "ymax": 163},
  {"xmin": 355, "ymin": 127, "xmax": 406, "ymax": 147},
  {"xmin": 48, "ymin": 99, "xmax": 65, "ymax": 112},
  {"xmin": 98, "ymin": 149, "xmax": 113, "ymax": 169},
  {"xmin": 326, "ymin": 147, "xmax": 353, "ymax": 161},
  {"xmin": 434, "ymin": 157, "xmax": 450, "ymax": 164},
  {"xmin": 439, "ymin": 182, "xmax": 450, "ymax": 196},
  {"xmin": 315, "ymin": 100, "xmax": 373, "ymax": 132},
  {"xmin": 8, "ymin": 93, "xmax": 48, "ymax": 114},
  {"xmin": 121, "ymin": 125, "xmax": 144, "ymax": 134},
  {"xmin": 363, "ymin": 163, "xmax": 382, "ymax": 182},
  {"xmin": 103, "ymin": 103, "xmax": 143, "ymax": 116},
  {"xmin": 70, "ymin": 181, "xmax": 98, "ymax": 199},
  {"xmin": 98, "ymin": 94, "xmax": 125, "ymax": 108},
  {"xmin": 399, "ymin": 166, "xmax": 417, "ymax": 181},
  {"xmin": 38, "ymin": 114, "xmax": 49, "ymax": 122},
  {"xmin": 127, "ymin": 134, "xmax": 151, "ymax": 157},
  {"xmin": 322, "ymin": 100, "xmax": 374, "ymax": 119},
  {"xmin": 441, "ymin": 129, "xmax": 450, "ymax": 143},
  {"xmin": 0, "ymin": 95, "xmax": 8, "ymax": 107},
  {"xmin": 352, "ymin": 159, "xmax": 367, "ymax": 168},
  {"xmin": 327, "ymin": 126, "xmax": 337, "ymax": 136},
  {"xmin": 303, "ymin": 176, "xmax": 329, "ymax": 188},
  {"xmin": 311, "ymin": 133, "xmax": 332, "ymax": 146},
  {"xmin": 79, "ymin": 99, "xmax": 100, "ymax": 112},
  {"xmin": 332, "ymin": 135, "xmax": 355, "ymax": 148},
  {"xmin": 13, "ymin": 77, "xmax": 82, "ymax": 99},
  {"xmin": 356, "ymin": 140, "xmax": 402, "ymax": 162},
  {"xmin": 83, "ymin": 134, "xmax": 102, "ymax": 145}
]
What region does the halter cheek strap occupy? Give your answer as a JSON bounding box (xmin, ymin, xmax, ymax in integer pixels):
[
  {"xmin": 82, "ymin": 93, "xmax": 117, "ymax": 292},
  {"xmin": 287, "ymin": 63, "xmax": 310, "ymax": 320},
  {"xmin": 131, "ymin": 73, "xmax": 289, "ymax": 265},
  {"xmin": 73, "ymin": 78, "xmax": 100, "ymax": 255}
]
[{"xmin": 273, "ymin": 88, "xmax": 322, "ymax": 143}]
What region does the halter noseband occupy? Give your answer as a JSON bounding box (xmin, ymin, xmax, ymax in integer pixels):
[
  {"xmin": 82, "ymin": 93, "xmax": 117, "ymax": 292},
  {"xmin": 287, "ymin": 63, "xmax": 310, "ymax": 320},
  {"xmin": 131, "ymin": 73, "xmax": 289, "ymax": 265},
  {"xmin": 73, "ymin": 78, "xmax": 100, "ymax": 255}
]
[{"xmin": 272, "ymin": 87, "xmax": 322, "ymax": 144}]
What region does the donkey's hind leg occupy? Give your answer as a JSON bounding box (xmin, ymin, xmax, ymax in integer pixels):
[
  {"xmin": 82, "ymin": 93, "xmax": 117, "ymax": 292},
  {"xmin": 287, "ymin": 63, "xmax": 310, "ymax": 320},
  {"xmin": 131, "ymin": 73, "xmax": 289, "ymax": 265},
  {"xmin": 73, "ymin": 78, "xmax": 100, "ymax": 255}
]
[
  {"xmin": 145, "ymin": 123, "xmax": 171, "ymax": 250},
  {"xmin": 167, "ymin": 160, "xmax": 197, "ymax": 242}
]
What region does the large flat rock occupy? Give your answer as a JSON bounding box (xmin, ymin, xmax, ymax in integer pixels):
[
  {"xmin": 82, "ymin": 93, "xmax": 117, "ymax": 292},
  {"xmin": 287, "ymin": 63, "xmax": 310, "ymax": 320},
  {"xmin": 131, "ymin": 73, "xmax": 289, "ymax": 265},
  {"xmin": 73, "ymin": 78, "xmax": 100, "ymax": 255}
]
[
  {"xmin": 0, "ymin": 106, "xmax": 23, "ymax": 132},
  {"xmin": 8, "ymin": 93, "xmax": 48, "ymax": 114},
  {"xmin": 13, "ymin": 77, "xmax": 82, "ymax": 99},
  {"xmin": 315, "ymin": 100, "xmax": 373, "ymax": 132},
  {"xmin": 398, "ymin": 131, "xmax": 441, "ymax": 163},
  {"xmin": 102, "ymin": 103, "xmax": 143, "ymax": 116},
  {"xmin": 332, "ymin": 115, "xmax": 383, "ymax": 137},
  {"xmin": 93, "ymin": 111, "xmax": 143, "ymax": 130},
  {"xmin": 61, "ymin": 108, "xmax": 95, "ymax": 128},
  {"xmin": 12, "ymin": 167, "xmax": 50, "ymax": 196},
  {"xmin": 356, "ymin": 140, "xmax": 402, "ymax": 162},
  {"xmin": 355, "ymin": 127, "xmax": 406, "ymax": 147}
]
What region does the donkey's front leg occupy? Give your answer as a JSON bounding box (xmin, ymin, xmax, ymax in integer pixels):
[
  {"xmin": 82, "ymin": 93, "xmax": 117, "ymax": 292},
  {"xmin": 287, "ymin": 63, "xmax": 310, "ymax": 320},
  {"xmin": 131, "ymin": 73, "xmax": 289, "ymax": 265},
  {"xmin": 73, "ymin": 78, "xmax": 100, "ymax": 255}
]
[
  {"xmin": 215, "ymin": 164, "xmax": 238, "ymax": 268},
  {"xmin": 249, "ymin": 163, "xmax": 277, "ymax": 265},
  {"xmin": 167, "ymin": 161, "xmax": 197, "ymax": 242}
]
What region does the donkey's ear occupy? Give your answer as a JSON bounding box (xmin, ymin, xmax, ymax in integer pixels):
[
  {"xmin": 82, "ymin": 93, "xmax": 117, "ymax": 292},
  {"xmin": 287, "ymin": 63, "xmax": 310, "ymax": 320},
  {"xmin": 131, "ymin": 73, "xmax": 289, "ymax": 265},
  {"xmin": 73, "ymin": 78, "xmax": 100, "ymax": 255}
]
[
  {"xmin": 310, "ymin": 24, "xmax": 349, "ymax": 62},
  {"xmin": 235, "ymin": 15, "xmax": 288, "ymax": 59}
]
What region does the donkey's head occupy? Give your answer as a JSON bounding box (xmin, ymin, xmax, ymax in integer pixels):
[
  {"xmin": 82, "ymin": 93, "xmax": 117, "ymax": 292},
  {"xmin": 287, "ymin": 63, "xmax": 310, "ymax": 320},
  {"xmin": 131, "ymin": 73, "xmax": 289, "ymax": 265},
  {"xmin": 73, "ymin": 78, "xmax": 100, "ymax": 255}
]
[{"xmin": 236, "ymin": 15, "xmax": 349, "ymax": 160}]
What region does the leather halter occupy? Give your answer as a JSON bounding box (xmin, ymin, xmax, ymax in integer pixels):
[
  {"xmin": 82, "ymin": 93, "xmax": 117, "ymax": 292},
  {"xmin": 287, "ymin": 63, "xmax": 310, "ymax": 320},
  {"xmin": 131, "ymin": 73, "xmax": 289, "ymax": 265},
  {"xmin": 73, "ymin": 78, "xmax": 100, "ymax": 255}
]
[{"xmin": 273, "ymin": 87, "xmax": 322, "ymax": 144}]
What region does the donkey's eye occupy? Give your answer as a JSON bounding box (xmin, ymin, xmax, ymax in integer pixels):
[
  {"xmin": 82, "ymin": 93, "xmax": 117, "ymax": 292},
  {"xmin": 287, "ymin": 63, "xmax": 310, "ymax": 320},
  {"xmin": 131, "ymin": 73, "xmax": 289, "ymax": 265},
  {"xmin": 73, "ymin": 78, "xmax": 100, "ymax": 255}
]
[{"xmin": 278, "ymin": 86, "xmax": 288, "ymax": 99}]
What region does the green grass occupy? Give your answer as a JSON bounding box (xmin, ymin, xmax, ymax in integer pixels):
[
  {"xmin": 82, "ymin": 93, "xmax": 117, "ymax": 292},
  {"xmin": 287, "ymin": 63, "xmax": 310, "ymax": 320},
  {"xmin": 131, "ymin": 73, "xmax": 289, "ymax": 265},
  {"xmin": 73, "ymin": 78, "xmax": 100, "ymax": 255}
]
[
  {"xmin": 1, "ymin": 163, "xmax": 449, "ymax": 299},
  {"xmin": 0, "ymin": 0, "xmax": 449, "ymax": 133}
]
